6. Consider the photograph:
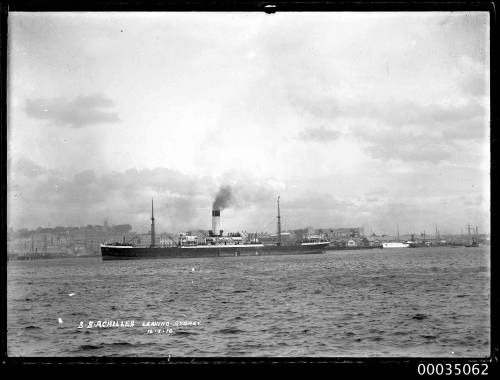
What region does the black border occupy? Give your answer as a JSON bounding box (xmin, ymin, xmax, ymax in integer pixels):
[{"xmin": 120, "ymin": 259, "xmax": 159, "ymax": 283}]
[
  {"xmin": 0, "ymin": 0, "xmax": 497, "ymax": 375},
  {"xmin": 3, "ymin": 1, "xmax": 498, "ymax": 12}
]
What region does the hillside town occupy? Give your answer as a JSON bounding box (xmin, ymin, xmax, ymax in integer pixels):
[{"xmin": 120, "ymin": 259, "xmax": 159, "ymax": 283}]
[{"xmin": 7, "ymin": 222, "xmax": 490, "ymax": 260}]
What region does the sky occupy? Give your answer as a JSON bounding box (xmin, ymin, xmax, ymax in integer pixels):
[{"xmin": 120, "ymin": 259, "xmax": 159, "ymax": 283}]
[{"xmin": 7, "ymin": 12, "xmax": 490, "ymax": 235}]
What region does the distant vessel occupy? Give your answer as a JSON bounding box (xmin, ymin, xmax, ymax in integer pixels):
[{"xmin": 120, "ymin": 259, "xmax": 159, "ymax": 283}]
[
  {"xmin": 101, "ymin": 196, "xmax": 330, "ymax": 260},
  {"xmin": 382, "ymin": 225, "xmax": 410, "ymax": 248},
  {"xmin": 407, "ymin": 232, "xmax": 431, "ymax": 248},
  {"xmin": 382, "ymin": 242, "xmax": 410, "ymax": 248},
  {"xmin": 465, "ymin": 224, "xmax": 480, "ymax": 247},
  {"xmin": 407, "ymin": 241, "xmax": 430, "ymax": 248}
]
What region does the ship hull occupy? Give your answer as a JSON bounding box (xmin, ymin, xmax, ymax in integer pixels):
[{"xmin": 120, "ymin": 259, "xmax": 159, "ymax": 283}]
[
  {"xmin": 101, "ymin": 243, "xmax": 329, "ymax": 260},
  {"xmin": 382, "ymin": 242, "xmax": 410, "ymax": 248}
]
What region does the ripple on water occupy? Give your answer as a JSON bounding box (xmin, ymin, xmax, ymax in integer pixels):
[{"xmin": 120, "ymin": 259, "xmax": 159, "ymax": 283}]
[
  {"xmin": 421, "ymin": 335, "xmax": 437, "ymax": 340},
  {"xmin": 218, "ymin": 327, "xmax": 244, "ymax": 334},
  {"xmin": 24, "ymin": 325, "xmax": 42, "ymax": 330},
  {"xmin": 175, "ymin": 331, "xmax": 199, "ymax": 336},
  {"xmin": 7, "ymin": 248, "xmax": 491, "ymax": 357},
  {"xmin": 412, "ymin": 314, "xmax": 428, "ymax": 320},
  {"xmin": 77, "ymin": 344, "xmax": 102, "ymax": 351}
]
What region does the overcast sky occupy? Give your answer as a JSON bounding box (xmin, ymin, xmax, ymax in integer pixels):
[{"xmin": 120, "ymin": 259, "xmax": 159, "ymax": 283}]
[{"xmin": 7, "ymin": 12, "xmax": 490, "ymax": 235}]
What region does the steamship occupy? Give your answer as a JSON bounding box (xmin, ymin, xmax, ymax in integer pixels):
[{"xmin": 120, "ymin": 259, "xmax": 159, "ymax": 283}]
[{"xmin": 101, "ymin": 197, "xmax": 330, "ymax": 260}]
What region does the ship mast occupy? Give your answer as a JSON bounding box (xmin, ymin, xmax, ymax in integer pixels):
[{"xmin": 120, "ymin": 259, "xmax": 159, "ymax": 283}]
[
  {"xmin": 277, "ymin": 196, "xmax": 281, "ymax": 247},
  {"xmin": 151, "ymin": 198, "xmax": 155, "ymax": 248}
]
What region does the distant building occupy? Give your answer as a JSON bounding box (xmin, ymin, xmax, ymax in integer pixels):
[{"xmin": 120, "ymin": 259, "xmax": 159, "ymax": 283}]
[
  {"xmin": 359, "ymin": 237, "xmax": 370, "ymax": 247},
  {"xmin": 316, "ymin": 227, "xmax": 363, "ymax": 240},
  {"xmin": 364, "ymin": 236, "xmax": 386, "ymax": 247},
  {"xmin": 8, "ymin": 223, "xmax": 135, "ymax": 255}
]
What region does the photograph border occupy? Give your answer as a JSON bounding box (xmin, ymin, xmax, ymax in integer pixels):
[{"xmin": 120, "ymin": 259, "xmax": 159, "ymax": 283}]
[{"xmin": 0, "ymin": 0, "xmax": 496, "ymax": 375}]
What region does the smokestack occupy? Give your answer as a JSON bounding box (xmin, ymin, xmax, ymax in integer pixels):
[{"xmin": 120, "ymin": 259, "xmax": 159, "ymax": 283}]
[{"xmin": 212, "ymin": 209, "xmax": 221, "ymax": 236}]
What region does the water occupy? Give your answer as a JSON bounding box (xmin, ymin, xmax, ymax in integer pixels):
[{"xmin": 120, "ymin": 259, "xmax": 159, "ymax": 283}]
[{"xmin": 7, "ymin": 246, "xmax": 490, "ymax": 357}]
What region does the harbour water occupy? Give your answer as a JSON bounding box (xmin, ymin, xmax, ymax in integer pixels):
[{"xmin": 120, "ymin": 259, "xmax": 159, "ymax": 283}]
[{"xmin": 7, "ymin": 246, "xmax": 490, "ymax": 357}]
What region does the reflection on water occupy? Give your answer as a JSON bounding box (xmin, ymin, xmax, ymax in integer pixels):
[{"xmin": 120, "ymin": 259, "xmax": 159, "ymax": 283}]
[{"xmin": 7, "ymin": 246, "xmax": 490, "ymax": 357}]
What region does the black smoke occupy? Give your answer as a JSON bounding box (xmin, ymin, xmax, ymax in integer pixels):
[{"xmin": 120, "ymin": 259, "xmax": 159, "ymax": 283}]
[{"xmin": 212, "ymin": 185, "xmax": 233, "ymax": 210}]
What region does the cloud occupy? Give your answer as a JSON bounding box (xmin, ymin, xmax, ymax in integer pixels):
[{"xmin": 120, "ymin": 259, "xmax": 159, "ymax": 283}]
[
  {"xmin": 8, "ymin": 157, "xmax": 52, "ymax": 178},
  {"xmin": 454, "ymin": 55, "xmax": 489, "ymax": 97},
  {"xmin": 364, "ymin": 187, "xmax": 389, "ymax": 196},
  {"xmin": 8, "ymin": 161, "xmax": 208, "ymax": 231},
  {"xmin": 287, "ymin": 90, "xmax": 487, "ymax": 163},
  {"xmin": 364, "ymin": 136, "xmax": 453, "ymax": 163},
  {"xmin": 289, "ymin": 92, "xmax": 340, "ymax": 120},
  {"xmin": 25, "ymin": 93, "xmax": 120, "ymax": 127},
  {"xmin": 373, "ymin": 100, "xmax": 484, "ymax": 128},
  {"xmin": 298, "ymin": 126, "xmax": 342, "ymax": 143},
  {"xmin": 7, "ymin": 157, "xmax": 490, "ymax": 235},
  {"xmin": 348, "ymin": 98, "xmax": 488, "ymax": 163},
  {"xmin": 290, "ymin": 87, "xmax": 485, "ymax": 128},
  {"xmin": 73, "ymin": 170, "xmax": 97, "ymax": 185},
  {"xmin": 440, "ymin": 116, "xmax": 489, "ymax": 141},
  {"xmin": 8, "ymin": 14, "xmax": 490, "ymax": 236},
  {"xmin": 7, "ymin": 158, "xmax": 279, "ymax": 232}
]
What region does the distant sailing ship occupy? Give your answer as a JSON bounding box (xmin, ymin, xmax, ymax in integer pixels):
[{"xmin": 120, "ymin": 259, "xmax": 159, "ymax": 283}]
[
  {"xmin": 465, "ymin": 224, "xmax": 480, "ymax": 248},
  {"xmin": 381, "ymin": 225, "xmax": 410, "ymax": 248},
  {"xmin": 101, "ymin": 196, "xmax": 330, "ymax": 260}
]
